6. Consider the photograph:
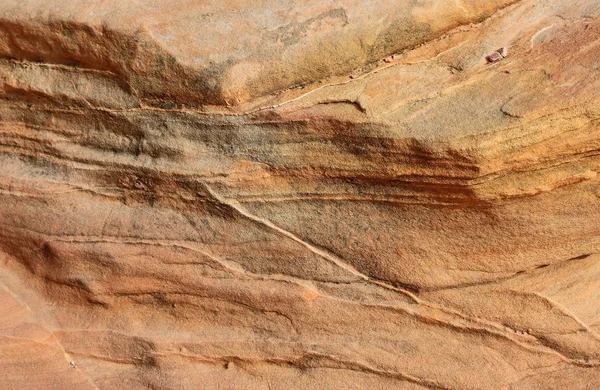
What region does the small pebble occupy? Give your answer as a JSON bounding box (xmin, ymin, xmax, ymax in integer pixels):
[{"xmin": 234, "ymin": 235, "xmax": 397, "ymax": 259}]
[
  {"xmin": 487, "ymin": 47, "xmax": 508, "ymax": 63},
  {"xmin": 134, "ymin": 178, "xmax": 144, "ymax": 189},
  {"xmin": 70, "ymin": 360, "xmax": 75, "ymax": 366},
  {"xmin": 487, "ymin": 52, "xmax": 503, "ymax": 62}
]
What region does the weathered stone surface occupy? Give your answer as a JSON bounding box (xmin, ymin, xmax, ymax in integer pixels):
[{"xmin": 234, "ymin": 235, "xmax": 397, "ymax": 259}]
[{"xmin": 1, "ymin": 0, "xmax": 600, "ymax": 389}]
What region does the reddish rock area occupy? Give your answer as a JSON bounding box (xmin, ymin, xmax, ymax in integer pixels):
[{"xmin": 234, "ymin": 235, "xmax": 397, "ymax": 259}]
[{"xmin": 1, "ymin": 0, "xmax": 600, "ymax": 389}]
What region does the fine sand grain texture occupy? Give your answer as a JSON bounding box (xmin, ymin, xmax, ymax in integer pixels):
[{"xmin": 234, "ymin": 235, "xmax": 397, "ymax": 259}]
[{"xmin": 1, "ymin": 0, "xmax": 600, "ymax": 388}]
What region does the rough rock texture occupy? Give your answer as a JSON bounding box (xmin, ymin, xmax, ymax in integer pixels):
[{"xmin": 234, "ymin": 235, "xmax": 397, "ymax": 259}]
[{"xmin": 1, "ymin": 0, "xmax": 600, "ymax": 389}]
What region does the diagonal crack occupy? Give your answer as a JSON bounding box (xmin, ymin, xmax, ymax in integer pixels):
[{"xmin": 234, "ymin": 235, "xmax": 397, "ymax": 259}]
[
  {"xmin": 197, "ymin": 182, "xmax": 600, "ymax": 364},
  {"xmin": 518, "ymin": 289, "xmax": 600, "ymax": 341},
  {"xmin": 201, "ymin": 182, "xmax": 420, "ymax": 302}
]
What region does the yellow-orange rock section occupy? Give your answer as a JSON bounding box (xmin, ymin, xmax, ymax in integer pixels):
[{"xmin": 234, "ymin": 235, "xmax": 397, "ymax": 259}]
[{"xmin": 1, "ymin": 0, "xmax": 600, "ymax": 389}]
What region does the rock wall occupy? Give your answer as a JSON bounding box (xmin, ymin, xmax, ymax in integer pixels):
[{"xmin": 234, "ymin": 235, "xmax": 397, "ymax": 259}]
[{"xmin": 1, "ymin": 0, "xmax": 600, "ymax": 389}]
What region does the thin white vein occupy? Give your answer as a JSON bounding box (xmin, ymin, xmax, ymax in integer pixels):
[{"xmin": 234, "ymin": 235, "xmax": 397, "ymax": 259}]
[{"xmin": 201, "ymin": 182, "xmax": 420, "ymax": 302}]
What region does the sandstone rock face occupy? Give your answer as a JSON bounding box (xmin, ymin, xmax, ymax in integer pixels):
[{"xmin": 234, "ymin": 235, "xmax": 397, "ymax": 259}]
[{"xmin": 1, "ymin": 0, "xmax": 600, "ymax": 389}]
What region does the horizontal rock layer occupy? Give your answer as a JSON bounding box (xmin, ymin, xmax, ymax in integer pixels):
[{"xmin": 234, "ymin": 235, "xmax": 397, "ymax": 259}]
[{"xmin": 1, "ymin": 0, "xmax": 600, "ymax": 389}]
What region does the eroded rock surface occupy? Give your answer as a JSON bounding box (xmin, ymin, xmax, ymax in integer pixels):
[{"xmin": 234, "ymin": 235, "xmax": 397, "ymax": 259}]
[{"xmin": 1, "ymin": 0, "xmax": 600, "ymax": 389}]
